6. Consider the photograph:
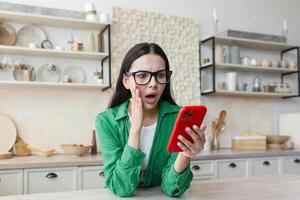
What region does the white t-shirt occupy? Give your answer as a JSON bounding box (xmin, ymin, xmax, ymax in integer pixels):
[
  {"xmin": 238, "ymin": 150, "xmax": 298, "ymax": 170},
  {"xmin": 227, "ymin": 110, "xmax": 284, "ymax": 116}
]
[{"xmin": 128, "ymin": 113, "xmax": 157, "ymax": 170}]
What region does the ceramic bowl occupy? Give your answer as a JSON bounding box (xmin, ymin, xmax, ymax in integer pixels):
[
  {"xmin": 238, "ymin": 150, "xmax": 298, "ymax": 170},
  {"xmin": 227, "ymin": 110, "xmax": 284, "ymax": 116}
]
[
  {"xmin": 266, "ymin": 135, "xmax": 289, "ymax": 144},
  {"xmin": 61, "ymin": 144, "xmax": 92, "ymax": 156}
]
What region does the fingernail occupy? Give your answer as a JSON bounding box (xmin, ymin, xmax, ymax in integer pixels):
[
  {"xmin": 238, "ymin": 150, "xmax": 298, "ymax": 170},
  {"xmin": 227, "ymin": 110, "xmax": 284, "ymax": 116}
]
[
  {"xmin": 185, "ymin": 127, "xmax": 190, "ymax": 132},
  {"xmin": 177, "ymin": 142, "xmax": 180, "ymax": 146},
  {"xmin": 193, "ymin": 125, "xmax": 198, "ymax": 129},
  {"xmin": 178, "ymin": 135, "xmax": 183, "ymax": 140}
]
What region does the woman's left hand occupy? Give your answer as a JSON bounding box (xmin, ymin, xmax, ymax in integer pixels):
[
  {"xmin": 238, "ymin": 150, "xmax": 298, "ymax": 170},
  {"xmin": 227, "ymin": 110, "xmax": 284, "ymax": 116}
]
[{"xmin": 177, "ymin": 124, "xmax": 206, "ymax": 159}]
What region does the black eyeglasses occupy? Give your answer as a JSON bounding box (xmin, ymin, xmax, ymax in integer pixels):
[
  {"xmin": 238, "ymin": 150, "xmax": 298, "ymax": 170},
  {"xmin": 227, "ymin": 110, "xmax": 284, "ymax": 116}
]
[{"xmin": 125, "ymin": 70, "xmax": 172, "ymax": 85}]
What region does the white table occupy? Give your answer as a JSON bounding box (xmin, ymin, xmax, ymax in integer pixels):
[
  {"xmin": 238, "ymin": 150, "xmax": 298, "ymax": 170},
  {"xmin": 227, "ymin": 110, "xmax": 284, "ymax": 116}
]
[{"xmin": 0, "ymin": 175, "xmax": 299, "ymax": 200}]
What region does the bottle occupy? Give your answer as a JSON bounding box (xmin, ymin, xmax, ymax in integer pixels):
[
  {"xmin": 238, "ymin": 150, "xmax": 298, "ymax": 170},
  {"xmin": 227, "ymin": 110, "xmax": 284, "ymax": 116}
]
[{"xmin": 91, "ymin": 130, "xmax": 97, "ymax": 154}]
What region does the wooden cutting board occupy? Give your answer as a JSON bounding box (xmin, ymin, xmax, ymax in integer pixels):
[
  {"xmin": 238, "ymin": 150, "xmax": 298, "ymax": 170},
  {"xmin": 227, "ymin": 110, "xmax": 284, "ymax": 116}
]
[
  {"xmin": 279, "ymin": 112, "xmax": 300, "ymax": 149},
  {"xmin": 0, "ymin": 114, "xmax": 17, "ymax": 152}
]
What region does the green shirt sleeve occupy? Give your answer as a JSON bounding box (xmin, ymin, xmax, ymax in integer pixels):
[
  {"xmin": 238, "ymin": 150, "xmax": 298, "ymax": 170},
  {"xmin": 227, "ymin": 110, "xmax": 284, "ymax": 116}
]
[
  {"xmin": 95, "ymin": 114, "xmax": 146, "ymax": 197},
  {"xmin": 161, "ymin": 153, "xmax": 193, "ymax": 197}
]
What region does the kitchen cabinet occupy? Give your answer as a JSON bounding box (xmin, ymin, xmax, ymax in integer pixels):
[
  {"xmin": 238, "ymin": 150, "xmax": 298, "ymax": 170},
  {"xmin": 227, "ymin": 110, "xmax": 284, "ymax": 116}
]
[
  {"xmin": 199, "ymin": 35, "xmax": 300, "ymax": 98},
  {"xmin": 24, "ymin": 167, "xmax": 77, "ymax": 194},
  {"xmin": 190, "ymin": 160, "xmax": 216, "ymax": 180},
  {"xmin": 283, "ymin": 156, "xmax": 300, "ymax": 175},
  {"xmin": 251, "ymin": 157, "xmax": 280, "ymax": 176},
  {"xmin": 0, "ymin": 169, "xmax": 23, "ymax": 196},
  {"xmin": 217, "ymin": 159, "xmax": 249, "ymax": 179},
  {"xmin": 77, "ymin": 166, "xmax": 105, "ymax": 190}
]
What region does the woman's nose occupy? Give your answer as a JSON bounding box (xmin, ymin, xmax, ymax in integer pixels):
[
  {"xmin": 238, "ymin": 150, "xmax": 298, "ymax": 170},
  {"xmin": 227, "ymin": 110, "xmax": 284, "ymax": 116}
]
[{"xmin": 148, "ymin": 75, "xmax": 158, "ymax": 87}]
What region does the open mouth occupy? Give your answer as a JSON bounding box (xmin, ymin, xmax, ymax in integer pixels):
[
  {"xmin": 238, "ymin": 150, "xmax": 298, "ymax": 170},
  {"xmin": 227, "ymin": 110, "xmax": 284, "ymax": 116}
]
[{"xmin": 145, "ymin": 94, "xmax": 157, "ymax": 104}]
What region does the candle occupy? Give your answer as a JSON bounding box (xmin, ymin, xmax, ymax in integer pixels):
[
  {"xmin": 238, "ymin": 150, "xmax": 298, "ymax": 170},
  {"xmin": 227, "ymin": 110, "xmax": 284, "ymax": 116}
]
[
  {"xmin": 213, "ymin": 8, "xmax": 217, "ymax": 22},
  {"xmin": 283, "ymin": 20, "xmax": 287, "ymax": 31}
]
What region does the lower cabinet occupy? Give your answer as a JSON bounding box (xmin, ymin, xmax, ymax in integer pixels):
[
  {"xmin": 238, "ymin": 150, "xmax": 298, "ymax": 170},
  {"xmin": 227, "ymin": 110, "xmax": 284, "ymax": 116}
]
[
  {"xmin": 24, "ymin": 167, "xmax": 77, "ymax": 194},
  {"xmin": 283, "ymin": 156, "xmax": 300, "ymax": 175},
  {"xmin": 217, "ymin": 160, "xmax": 248, "ymax": 179},
  {"xmin": 191, "ymin": 161, "xmax": 216, "ymax": 180},
  {"xmin": 0, "ymin": 169, "xmax": 23, "ymax": 196},
  {"xmin": 78, "ymin": 166, "xmax": 105, "ymax": 190},
  {"xmin": 251, "ymin": 158, "xmax": 280, "ymax": 176}
]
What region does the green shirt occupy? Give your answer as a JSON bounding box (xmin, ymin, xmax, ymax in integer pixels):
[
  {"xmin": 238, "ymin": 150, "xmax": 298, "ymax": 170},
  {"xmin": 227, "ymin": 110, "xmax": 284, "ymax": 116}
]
[{"xmin": 95, "ymin": 99, "xmax": 193, "ymax": 197}]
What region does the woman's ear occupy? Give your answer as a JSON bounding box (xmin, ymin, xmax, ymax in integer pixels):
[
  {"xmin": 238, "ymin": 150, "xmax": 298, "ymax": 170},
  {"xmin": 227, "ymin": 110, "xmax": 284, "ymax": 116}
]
[{"xmin": 122, "ymin": 74, "xmax": 130, "ymax": 90}]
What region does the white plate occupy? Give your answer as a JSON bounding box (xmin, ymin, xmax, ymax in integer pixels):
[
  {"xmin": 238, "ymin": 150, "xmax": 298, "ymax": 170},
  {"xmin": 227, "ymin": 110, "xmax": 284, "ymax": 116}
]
[
  {"xmin": 62, "ymin": 66, "xmax": 86, "ymax": 83},
  {"xmin": 16, "ymin": 25, "xmax": 48, "ymax": 48},
  {"xmin": 37, "ymin": 64, "xmax": 61, "ymax": 82},
  {"xmin": 0, "ymin": 115, "xmax": 17, "ymax": 152}
]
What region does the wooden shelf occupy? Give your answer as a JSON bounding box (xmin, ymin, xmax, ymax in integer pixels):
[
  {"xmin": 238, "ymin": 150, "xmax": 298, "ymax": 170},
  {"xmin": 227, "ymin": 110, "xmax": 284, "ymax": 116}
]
[
  {"xmin": 0, "ymin": 45, "xmax": 108, "ymax": 60},
  {"xmin": 211, "ymin": 36, "xmax": 296, "ymax": 51},
  {"xmin": 0, "ymin": 80, "xmax": 106, "ymax": 89},
  {"xmin": 0, "ymin": 10, "xmax": 109, "ymax": 30},
  {"xmin": 214, "ymin": 90, "xmax": 297, "ymax": 97},
  {"xmin": 214, "ymin": 63, "xmax": 298, "ymax": 73}
]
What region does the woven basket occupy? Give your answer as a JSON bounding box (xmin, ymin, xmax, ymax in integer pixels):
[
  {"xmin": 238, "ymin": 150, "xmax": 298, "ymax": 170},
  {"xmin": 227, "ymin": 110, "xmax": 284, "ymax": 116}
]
[{"xmin": 232, "ymin": 136, "xmax": 266, "ymax": 150}]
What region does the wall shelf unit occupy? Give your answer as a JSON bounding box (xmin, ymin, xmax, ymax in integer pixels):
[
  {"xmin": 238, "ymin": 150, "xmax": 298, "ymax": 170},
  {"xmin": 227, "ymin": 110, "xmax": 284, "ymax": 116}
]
[
  {"xmin": 199, "ymin": 36, "xmax": 300, "ymax": 98},
  {"xmin": 0, "ymin": 10, "xmax": 112, "ymax": 91}
]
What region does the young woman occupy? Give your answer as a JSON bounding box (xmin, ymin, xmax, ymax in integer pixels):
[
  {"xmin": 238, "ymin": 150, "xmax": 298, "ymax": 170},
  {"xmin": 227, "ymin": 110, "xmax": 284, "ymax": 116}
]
[{"xmin": 95, "ymin": 42, "xmax": 206, "ymax": 197}]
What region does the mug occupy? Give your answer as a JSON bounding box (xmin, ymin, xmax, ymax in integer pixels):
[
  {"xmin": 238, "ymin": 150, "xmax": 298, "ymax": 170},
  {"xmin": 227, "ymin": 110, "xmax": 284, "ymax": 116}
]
[
  {"xmin": 250, "ymin": 58, "xmax": 258, "ymax": 66},
  {"xmin": 241, "ymin": 56, "xmax": 250, "ymax": 66}
]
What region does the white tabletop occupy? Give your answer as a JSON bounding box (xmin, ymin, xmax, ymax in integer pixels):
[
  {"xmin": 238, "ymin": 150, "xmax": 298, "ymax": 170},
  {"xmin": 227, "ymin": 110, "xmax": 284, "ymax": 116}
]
[{"xmin": 0, "ymin": 175, "xmax": 299, "ymax": 200}]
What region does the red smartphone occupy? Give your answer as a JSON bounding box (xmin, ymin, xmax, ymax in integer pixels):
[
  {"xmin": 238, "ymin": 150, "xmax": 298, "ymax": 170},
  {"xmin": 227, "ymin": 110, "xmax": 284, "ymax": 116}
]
[{"xmin": 167, "ymin": 105, "xmax": 207, "ymax": 152}]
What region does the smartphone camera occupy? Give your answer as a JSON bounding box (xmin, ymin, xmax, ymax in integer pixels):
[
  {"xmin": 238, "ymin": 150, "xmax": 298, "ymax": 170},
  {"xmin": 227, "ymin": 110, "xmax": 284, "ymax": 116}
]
[{"xmin": 182, "ymin": 110, "xmax": 193, "ymax": 121}]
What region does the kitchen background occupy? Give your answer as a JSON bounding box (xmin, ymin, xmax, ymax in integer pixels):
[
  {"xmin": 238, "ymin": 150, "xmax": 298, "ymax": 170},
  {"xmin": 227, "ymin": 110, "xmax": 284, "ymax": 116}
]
[{"xmin": 0, "ymin": 0, "xmax": 300, "ymax": 151}]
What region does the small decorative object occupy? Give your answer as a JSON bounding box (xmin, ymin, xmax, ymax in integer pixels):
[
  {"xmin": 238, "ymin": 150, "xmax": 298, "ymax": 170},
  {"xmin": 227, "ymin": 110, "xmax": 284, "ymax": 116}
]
[
  {"xmin": 88, "ymin": 32, "xmax": 96, "ymax": 52},
  {"xmin": 37, "ymin": 63, "xmax": 61, "ymax": 82},
  {"xmin": 261, "ymin": 59, "xmax": 271, "ymax": 67},
  {"xmin": 217, "ymin": 81, "xmax": 226, "ymax": 90},
  {"xmin": 63, "ymin": 75, "xmax": 72, "ymax": 83},
  {"xmin": 213, "ymin": 8, "xmax": 218, "ymax": 35},
  {"xmin": 93, "ymin": 67, "xmax": 103, "ymax": 84},
  {"xmin": 67, "ymin": 35, "xmax": 75, "ymax": 51},
  {"xmin": 41, "ymin": 39, "xmax": 53, "ymax": 49},
  {"xmin": 250, "ymin": 58, "xmax": 259, "ymax": 66},
  {"xmin": 252, "ymin": 77, "xmax": 262, "ymax": 92},
  {"xmin": 16, "ymin": 25, "xmax": 48, "ymax": 47},
  {"xmin": 73, "ymin": 40, "xmax": 84, "ymax": 51},
  {"xmin": 282, "ymin": 20, "xmax": 288, "ymax": 41},
  {"xmin": 28, "ymin": 42, "xmax": 39, "ymax": 48},
  {"xmin": 85, "ymin": 2, "xmax": 98, "ymax": 21},
  {"xmin": 0, "ymin": 55, "xmax": 13, "ymax": 70},
  {"xmin": 287, "ymin": 59, "xmax": 297, "ymax": 69},
  {"xmin": 63, "ymin": 66, "xmax": 86, "ymax": 83},
  {"xmin": 241, "ymin": 56, "xmax": 250, "ymax": 66},
  {"xmin": 55, "ymin": 46, "xmax": 65, "ymax": 51},
  {"xmin": 99, "ymin": 12, "xmax": 109, "ymax": 23},
  {"xmin": 203, "ymin": 58, "xmax": 210, "ymax": 64}
]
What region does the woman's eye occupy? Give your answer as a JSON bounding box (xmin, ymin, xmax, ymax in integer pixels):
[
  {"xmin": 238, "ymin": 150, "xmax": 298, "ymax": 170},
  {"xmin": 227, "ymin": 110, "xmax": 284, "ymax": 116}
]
[
  {"xmin": 157, "ymin": 72, "xmax": 166, "ymax": 78},
  {"xmin": 137, "ymin": 73, "xmax": 148, "ymax": 79}
]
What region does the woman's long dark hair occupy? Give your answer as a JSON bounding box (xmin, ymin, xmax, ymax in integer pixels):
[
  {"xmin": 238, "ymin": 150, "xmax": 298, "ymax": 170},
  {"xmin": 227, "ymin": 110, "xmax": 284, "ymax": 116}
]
[{"xmin": 108, "ymin": 42, "xmax": 176, "ymax": 108}]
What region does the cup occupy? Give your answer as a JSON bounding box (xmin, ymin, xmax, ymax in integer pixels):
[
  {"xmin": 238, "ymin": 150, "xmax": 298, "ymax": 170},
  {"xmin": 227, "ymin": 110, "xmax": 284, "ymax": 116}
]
[
  {"xmin": 237, "ymin": 83, "xmax": 248, "ymax": 91},
  {"xmin": 250, "ymin": 58, "xmax": 258, "ymax": 66},
  {"xmin": 241, "ymin": 56, "xmax": 250, "ymax": 66},
  {"xmin": 226, "ymin": 72, "xmax": 237, "ymax": 91}
]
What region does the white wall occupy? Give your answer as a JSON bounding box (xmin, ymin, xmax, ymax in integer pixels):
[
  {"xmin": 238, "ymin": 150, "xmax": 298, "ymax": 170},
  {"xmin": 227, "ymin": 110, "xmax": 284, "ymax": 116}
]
[{"xmin": 1, "ymin": 0, "xmax": 300, "ymax": 148}]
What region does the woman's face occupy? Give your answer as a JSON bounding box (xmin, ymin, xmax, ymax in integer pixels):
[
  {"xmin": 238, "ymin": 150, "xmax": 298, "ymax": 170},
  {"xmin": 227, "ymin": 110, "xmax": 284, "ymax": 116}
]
[{"xmin": 123, "ymin": 53, "xmax": 167, "ymax": 110}]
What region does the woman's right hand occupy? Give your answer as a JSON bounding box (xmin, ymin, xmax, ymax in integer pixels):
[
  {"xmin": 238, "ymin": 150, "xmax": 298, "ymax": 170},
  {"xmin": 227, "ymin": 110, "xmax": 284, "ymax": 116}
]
[{"xmin": 128, "ymin": 85, "xmax": 143, "ymax": 149}]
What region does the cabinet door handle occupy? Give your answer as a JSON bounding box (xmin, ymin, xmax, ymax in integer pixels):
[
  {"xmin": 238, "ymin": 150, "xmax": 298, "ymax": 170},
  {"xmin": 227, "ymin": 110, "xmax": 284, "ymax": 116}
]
[
  {"xmin": 263, "ymin": 161, "xmax": 270, "ymax": 166},
  {"xmin": 99, "ymin": 171, "xmax": 104, "ymax": 177},
  {"xmin": 45, "ymin": 172, "xmax": 58, "ymax": 179},
  {"xmin": 228, "ymin": 163, "xmax": 237, "ymax": 168},
  {"xmin": 294, "ymin": 159, "xmax": 300, "ymax": 164},
  {"xmin": 191, "ymin": 165, "xmax": 201, "ymax": 171}
]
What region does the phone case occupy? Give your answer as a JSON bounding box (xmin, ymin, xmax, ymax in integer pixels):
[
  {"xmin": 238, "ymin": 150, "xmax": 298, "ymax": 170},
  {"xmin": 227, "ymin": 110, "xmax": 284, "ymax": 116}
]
[{"xmin": 167, "ymin": 105, "xmax": 207, "ymax": 152}]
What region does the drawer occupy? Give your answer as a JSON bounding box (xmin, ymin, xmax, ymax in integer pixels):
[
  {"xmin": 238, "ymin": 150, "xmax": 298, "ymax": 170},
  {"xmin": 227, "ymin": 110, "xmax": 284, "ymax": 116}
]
[
  {"xmin": 283, "ymin": 156, "xmax": 300, "ymax": 175},
  {"xmin": 190, "ymin": 161, "xmax": 215, "ymax": 176},
  {"xmin": 24, "ymin": 167, "xmax": 77, "ymax": 194},
  {"xmin": 251, "ymin": 158, "xmax": 280, "ymax": 176},
  {"xmin": 217, "ymin": 160, "xmax": 248, "ymax": 179},
  {"xmin": 0, "ymin": 169, "xmax": 23, "ymax": 196},
  {"xmin": 78, "ymin": 166, "xmax": 105, "ymax": 190}
]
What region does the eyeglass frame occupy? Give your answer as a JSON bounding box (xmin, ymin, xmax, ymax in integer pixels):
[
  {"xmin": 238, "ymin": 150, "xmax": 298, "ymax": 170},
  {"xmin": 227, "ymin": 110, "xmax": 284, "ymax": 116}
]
[{"xmin": 125, "ymin": 69, "xmax": 173, "ymax": 85}]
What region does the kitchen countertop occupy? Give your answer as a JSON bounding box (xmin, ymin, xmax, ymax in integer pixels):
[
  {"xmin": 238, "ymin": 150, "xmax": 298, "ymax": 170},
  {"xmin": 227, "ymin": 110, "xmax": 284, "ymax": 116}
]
[
  {"xmin": 1, "ymin": 149, "xmax": 300, "ymax": 170},
  {"xmin": 0, "ymin": 175, "xmax": 299, "ymax": 199}
]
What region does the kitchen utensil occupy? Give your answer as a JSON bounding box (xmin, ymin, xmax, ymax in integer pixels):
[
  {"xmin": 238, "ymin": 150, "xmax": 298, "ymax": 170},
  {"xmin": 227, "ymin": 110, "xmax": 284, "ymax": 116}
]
[
  {"xmin": 0, "ymin": 114, "xmax": 17, "ymax": 152},
  {"xmin": 16, "ymin": 25, "xmax": 48, "ymax": 47},
  {"xmin": 229, "ymin": 45, "xmax": 240, "ymax": 64},
  {"xmin": 250, "ymin": 58, "xmax": 258, "ymax": 66},
  {"xmin": 215, "ymin": 45, "xmax": 229, "ymax": 63},
  {"xmin": 211, "ymin": 120, "xmax": 219, "ymax": 150},
  {"xmin": 279, "ymin": 112, "xmax": 300, "ymax": 149},
  {"xmin": 13, "ymin": 135, "xmax": 31, "ymax": 156},
  {"xmin": 226, "ymin": 72, "xmax": 237, "ymax": 91},
  {"xmin": 252, "ymin": 77, "xmax": 262, "ymax": 92},
  {"xmin": 216, "ymin": 110, "xmax": 227, "ymax": 133},
  {"xmin": 62, "ymin": 66, "xmax": 86, "ymax": 83},
  {"xmin": 37, "ymin": 63, "xmax": 61, "ymax": 82},
  {"xmin": 0, "ymin": 23, "xmax": 16, "ymax": 46},
  {"xmin": 241, "ymin": 56, "xmax": 250, "ymax": 66},
  {"xmin": 61, "ymin": 144, "xmax": 92, "ymax": 156},
  {"xmin": 28, "ymin": 146, "xmax": 55, "ymax": 157},
  {"xmin": 0, "ymin": 152, "xmax": 12, "ymax": 160}
]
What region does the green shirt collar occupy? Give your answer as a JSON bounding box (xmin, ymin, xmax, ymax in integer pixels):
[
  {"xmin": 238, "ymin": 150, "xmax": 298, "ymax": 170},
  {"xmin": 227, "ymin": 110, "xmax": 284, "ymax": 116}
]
[{"xmin": 114, "ymin": 99, "xmax": 179, "ymax": 121}]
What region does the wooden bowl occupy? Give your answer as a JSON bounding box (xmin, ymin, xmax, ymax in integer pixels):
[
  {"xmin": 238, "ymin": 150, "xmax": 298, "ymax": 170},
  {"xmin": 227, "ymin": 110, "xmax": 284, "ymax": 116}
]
[
  {"xmin": 61, "ymin": 144, "xmax": 92, "ymax": 156},
  {"xmin": 266, "ymin": 135, "xmax": 289, "ymax": 144}
]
